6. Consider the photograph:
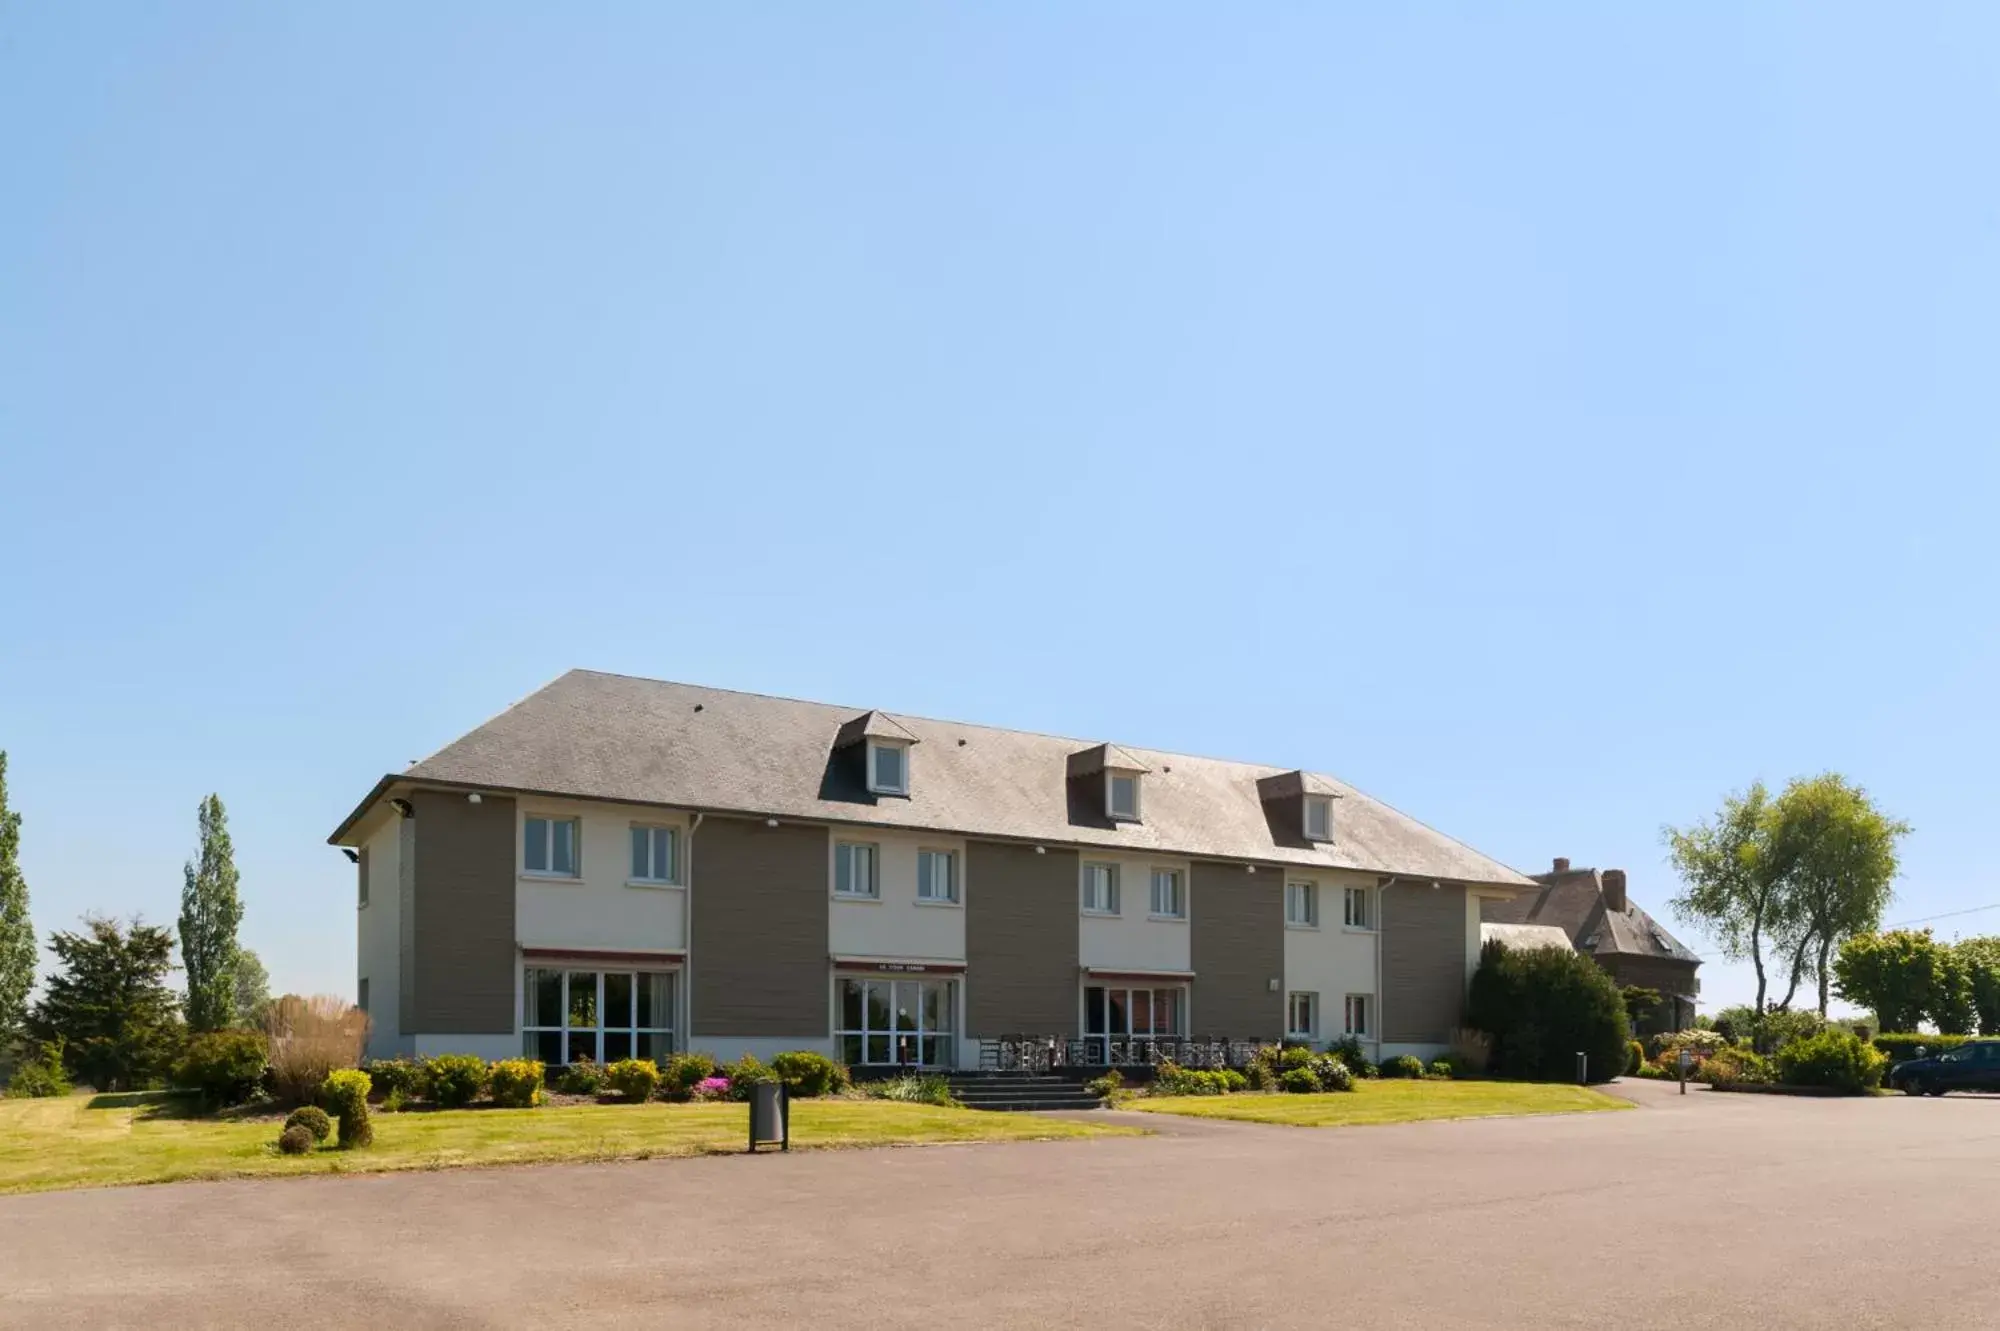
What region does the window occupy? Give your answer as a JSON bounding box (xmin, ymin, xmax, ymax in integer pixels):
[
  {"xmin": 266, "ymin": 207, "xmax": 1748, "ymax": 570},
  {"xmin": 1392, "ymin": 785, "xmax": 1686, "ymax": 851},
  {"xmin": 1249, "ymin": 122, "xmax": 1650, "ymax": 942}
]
[
  {"xmin": 1304, "ymin": 795, "xmax": 1333, "ymax": 842},
  {"xmin": 1287, "ymin": 991, "xmax": 1317, "ymax": 1039},
  {"xmin": 1149, "ymin": 868, "xmax": 1185, "ymax": 919},
  {"xmin": 917, "ymin": 849, "xmax": 958, "ymax": 903},
  {"xmin": 524, "ymin": 816, "xmax": 579, "ymax": 877},
  {"xmin": 1107, "ymin": 772, "xmax": 1141, "ymax": 821},
  {"xmin": 630, "ymin": 825, "xmax": 680, "ymax": 884},
  {"xmin": 868, "ymin": 742, "xmax": 908, "ymax": 795},
  {"xmin": 1286, "ymin": 880, "xmax": 1318, "ymax": 927},
  {"xmin": 837, "ymin": 976, "xmax": 955, "ymax": 1066},
  {"xmin": 1084, "ymin": 984, "xmax": 1186, "ymax": 1062},
  {"xmin": 1343, "ymin": 885, "xmax": 1373, "ymax": 930},
  {"xmin": 835, "ymin": 842, "xmax": 880, "ymax": 898},
  {"xmin": 1344, "ymin": 994, "xmax": 1371, "ymax": 1038},
  {"xmin": 358, "ymin": 977, "xmax": 370, "ymax": 1015},
  {"xmin": 524, "ymin": 967, "xmax": 676, "ymax": 1065},
  {"xmin": 1081, "ymin": 862, "xmax": 1120, "ymax": 915}
]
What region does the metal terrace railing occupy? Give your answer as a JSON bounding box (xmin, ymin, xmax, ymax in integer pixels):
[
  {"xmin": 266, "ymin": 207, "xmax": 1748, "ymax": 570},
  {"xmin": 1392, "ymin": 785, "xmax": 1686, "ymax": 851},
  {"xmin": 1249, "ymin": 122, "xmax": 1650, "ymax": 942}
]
[{"xmin": 977, "ymin": 1035, "xmax": 1261, "ymax": 1072}]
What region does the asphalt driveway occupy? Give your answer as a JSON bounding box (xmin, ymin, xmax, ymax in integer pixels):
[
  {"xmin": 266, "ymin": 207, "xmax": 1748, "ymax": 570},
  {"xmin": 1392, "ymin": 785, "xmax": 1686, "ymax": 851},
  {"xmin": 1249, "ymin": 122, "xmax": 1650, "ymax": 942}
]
[{"xmin": 4, "ymin": 1080, "xmax": 1996, "ymax": 1329}]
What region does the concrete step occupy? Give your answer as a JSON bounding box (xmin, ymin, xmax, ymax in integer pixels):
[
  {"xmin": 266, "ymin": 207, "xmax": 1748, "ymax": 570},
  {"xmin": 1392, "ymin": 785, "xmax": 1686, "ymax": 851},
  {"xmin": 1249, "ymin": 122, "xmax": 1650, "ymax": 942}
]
[{"xmin": 956, "ymin": 1096, "xmax": 1103, "ymax": 1112}]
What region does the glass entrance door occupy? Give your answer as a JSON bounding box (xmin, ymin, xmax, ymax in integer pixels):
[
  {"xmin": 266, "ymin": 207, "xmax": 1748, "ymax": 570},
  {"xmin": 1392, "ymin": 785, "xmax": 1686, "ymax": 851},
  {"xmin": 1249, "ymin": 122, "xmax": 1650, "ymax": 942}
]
[
  {"xmin": 1083, "ymin": 984, "xmax": 1185, "ymax": 1064},
  {"xmin": 837, "ymin": 976, "xmax": 957, "ymax": 1067}
]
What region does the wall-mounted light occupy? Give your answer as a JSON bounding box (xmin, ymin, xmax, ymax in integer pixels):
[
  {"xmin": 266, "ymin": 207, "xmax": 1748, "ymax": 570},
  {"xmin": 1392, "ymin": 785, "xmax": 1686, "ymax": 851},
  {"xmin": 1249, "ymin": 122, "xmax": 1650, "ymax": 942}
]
[
  {"xmin": 341, "ymin": 848, "xmax": 359, "ymax": 864},
  {"xmin": 1245, "ymin": 865, "xmax": 1257, "ymax": 875},
  {"xmin": 467, "ymin": 792, "xmax": 482, "ymax": 805},
  {"xmin": 1034, "ymin": 846, "xmax": 1046, "ymax": 855},
  {"xmin": 765, "ymin": 818, "xmax": 779, "ymax": 828},
  {"xmin": 1267, "ymin": 978, "xmax": 1279, "ymax": 993},
  {"xmin": 388, "ymin": 798, "xmax": 414, "ymax": 818}
]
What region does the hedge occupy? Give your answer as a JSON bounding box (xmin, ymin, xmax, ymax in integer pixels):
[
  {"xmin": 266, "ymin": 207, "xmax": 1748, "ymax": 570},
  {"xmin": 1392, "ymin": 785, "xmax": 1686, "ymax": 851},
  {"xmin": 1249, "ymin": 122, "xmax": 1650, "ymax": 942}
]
[{"xmin": 1873, "ymin": 1033, "xmax": 1979, "ymax": 1065}]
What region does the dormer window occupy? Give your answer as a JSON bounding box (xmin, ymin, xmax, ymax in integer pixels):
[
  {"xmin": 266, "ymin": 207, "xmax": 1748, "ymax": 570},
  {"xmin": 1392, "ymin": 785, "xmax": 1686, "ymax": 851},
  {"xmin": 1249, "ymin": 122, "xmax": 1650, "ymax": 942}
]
[
  {"xmin": 1107, "ymin": 770, "xmax": 1141, "ymax": 822},
  {"xmin": 1304, "ymin": 795, "xmax": 1333, "ymax": 842},
  {"xmin": 867, "ymin": 741, "xmax": 909, "ymax": 796}
]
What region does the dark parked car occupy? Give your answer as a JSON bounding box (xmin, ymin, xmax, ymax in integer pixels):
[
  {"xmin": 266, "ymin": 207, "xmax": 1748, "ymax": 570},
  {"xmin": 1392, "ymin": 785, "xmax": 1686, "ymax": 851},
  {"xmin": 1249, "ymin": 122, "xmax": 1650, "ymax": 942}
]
[{"xmin": 1890, "ymin": 1040, "xmax": 2000, "ymax": 1096}]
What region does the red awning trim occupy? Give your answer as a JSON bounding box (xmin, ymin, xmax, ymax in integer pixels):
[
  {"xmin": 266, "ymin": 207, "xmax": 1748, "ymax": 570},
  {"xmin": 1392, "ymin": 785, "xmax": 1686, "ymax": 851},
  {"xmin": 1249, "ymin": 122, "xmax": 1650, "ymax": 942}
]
[
  {"xmin": 520, "ymin": 947, "xmax": 686, "ymax": 967},
  {"xmin": 829, "ymin": 955, "xmax": 968, "ymax": 974},
  {"xmin": 1082, "ymin": 968, "xmax": 1196, "ymax": 982}
]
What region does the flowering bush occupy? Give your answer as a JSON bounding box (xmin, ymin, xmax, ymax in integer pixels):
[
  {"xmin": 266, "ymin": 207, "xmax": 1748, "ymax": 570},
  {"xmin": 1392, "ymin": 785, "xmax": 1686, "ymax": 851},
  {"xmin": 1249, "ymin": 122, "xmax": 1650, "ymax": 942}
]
[
  {"xmin": 488, "ymin": 1059, "xmax": 545, "ymax": 1108},
  {"xmin": 693, "ymin": 1076, "xmax": 732, "ymax": 1102},
  {"xmin": 1649, "ymin": 1029, "xmax": 1729, "ymax": 1063}
]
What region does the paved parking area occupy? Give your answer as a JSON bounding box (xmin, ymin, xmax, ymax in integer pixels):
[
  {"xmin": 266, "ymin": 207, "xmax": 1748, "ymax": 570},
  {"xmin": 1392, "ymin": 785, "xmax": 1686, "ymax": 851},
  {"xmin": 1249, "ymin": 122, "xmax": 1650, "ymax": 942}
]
[{"xmin": 4, "ymin": 1081, "xmax": 1997, "ymax": 1329}]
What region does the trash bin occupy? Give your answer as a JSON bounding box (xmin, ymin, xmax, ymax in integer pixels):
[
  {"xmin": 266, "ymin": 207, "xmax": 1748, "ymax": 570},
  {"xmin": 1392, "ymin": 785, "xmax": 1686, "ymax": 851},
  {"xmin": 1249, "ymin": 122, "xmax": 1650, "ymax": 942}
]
[{"xmin": 748, "ymin": 1080, "xmax": 789, "ymax": 1153}]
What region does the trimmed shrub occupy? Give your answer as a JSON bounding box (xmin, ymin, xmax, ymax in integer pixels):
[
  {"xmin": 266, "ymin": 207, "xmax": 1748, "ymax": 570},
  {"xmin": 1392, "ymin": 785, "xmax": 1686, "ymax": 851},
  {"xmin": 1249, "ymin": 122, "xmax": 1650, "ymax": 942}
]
[
  {"xmin": 1156, "ymin": 1061, "xmax": 1227, "ymax": 1096},
  {"xmin": 424, "ymin": 1054, "xmax": 488, "ymax": 1108},
  {"xmin": 606, "ymin": 1058, "xmax": 662, "ymax": 1102},
  {"xmin": 1428, "ymin": 1060, "xmax": 1454, "ymax": 1079},
  {"xmin": 1632, "ymin": 1060, "xmax": 1673, "ymax": 1080},
  {"xmin": 5, "ymin": 1041, "xmax": 72, "ymax": 1099},
  {"xmin": 489, "ymin": 1059, "xmax": 545, "ymax": 1109},
  {"xmin": 174, "ymin": 1030, "xmax": 270, "ymax": 1108},
  {"xmin": 769, "ymin": 1050, "xmax": 847, "ymax": 1098},
  {"xmin": 1466, "ymin": 939, "xmax": 1630, "ymax": 1083},
  {"xmin": 555, "ymin": 1058, "xmax": 607, "ymax": 1096},
  {"xmin": 1218, "ymin": 1068, "xmax": 1248, "ymax": 1093},
  {"xmin": 723, "ymin": 1054, "xmax": 776, "ymax": 1101},
  {"xmin": 283, "ymin": 1105, "xmax": 333, "ymax": 1142},
  {"xmin": 1278, "ymin": 1067, "xmax": 1319, "ymax": 1094},
  {"xmin": 1328, "ymin": 1036, "xmax": 1372, "ymax": 1073},
  {"xmin": 320, "ymin": 1068, "xmax": 374, "ymax": 1148},
  {"xmin": 1775, "ymin": 1029, "xmax": 1886, "ymax": 1094},
  {"xmin": 1382, "ymin": 1054, "xmax": 1427, "ymax": 1080},
  {"xmin": 1085, "ymin": 1070, "xmax": 1124, "ymax": 1099},
  {"xmin": 1696, "ymin": 1046, "xmax": 1774, "ymax": 1087},
  {"xmin": 1308, "ymin": 1055, "xmax": 1355, "ymax": 1092},
  {"xmin": 661, "ymin": 1052, "xmax": 719, "ymax": 1100},
  {"xmin": 1874, "ymin": 1033, "xmax": 1976, "ymax": 1066},
  {"xmin": 1651, "ymin": 1029, "xmax": 1729, "ymax": 1063},
  {"xmin": 1625, "ymin": 1041, "xmax": 1645, "ymax": 1077},
  {"xmin": 277, "ymin": 1125, "xmax": 316, "ymax": 1155},
  {"xmin": 364, "ymin": 1058, "xmax": 431, "ymax": 1102},
  {"xmin": 868, "ymin": 1073, "xmax": 954, "ymax": 1106}
]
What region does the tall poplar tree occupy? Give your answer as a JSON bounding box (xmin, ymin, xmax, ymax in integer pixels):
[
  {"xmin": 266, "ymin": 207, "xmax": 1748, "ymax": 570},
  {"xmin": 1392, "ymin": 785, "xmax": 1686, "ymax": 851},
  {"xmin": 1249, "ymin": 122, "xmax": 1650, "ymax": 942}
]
[
  {"xmin": 0, "ymin": 753, "xmax": 35, "ymax": 1049},
  {"xmin": 178, "ymin": 794, "xmax": 244, "ymax": 1032}
]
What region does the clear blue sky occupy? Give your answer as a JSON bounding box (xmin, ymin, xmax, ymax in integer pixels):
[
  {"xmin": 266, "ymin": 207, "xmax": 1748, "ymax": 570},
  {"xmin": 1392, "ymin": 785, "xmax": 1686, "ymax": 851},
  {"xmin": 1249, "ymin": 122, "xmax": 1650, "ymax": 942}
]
[{"xmin": 4, "ymin": 5, "xmax": 1996, "ymax": 1013}]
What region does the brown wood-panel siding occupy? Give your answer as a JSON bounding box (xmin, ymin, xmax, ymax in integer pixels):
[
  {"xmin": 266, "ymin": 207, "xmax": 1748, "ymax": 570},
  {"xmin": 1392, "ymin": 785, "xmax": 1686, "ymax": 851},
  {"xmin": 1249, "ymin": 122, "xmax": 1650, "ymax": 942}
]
[
  {"xmin": 965, "ymin": 842, "xmax": 1080, "ymax": 1036},
  {"xmin": 1190, "ymin": 862, "xmax": 1282, "ymax": 1038},
  {"xmin": 689, "ymin": 817, "xmax": 830, "ymax": 1037},
  {"xmin": 1381, "ymin": 880, "xmax": 1468, "ymax": 1044},
  {"xmin": 409, "ymin": 791, "xmax": 518, "ymax": 1034}
]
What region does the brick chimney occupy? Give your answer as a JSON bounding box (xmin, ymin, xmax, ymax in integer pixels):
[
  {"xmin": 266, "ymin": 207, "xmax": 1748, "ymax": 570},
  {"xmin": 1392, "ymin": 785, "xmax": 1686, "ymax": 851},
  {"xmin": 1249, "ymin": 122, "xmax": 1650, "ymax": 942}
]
[
  {"xmin": 1602, "ymin": 869, "xmax": 1628, "ymax": 913},
  {"xmin": 1551, "ymin": 857, "xmax": 1571, "ymax": 874}
]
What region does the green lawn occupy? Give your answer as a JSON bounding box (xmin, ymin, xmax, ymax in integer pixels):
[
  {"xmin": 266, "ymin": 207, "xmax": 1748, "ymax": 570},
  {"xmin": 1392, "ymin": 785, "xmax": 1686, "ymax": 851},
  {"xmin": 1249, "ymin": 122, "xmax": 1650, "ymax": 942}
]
[
  {"xmin": 1126, "ymin": 1079, "xmax": 1631, "ymax": 1127},
  {"xmin": 0, "ymin": 1093, "xmax": 1136, "ymax": 1196}
]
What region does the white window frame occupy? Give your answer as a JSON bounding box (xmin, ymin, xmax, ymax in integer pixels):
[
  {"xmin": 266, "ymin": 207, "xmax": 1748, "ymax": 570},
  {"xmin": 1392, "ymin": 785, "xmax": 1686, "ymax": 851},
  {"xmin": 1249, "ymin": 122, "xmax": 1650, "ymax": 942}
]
[
  {"xmin": 834, "ymin": 841, "xmax": 881, "ymax": 899},
  {"xmin": 1106, "ymin": 770, "xmax": 1142, "ymax": 822},
  {"xmin": 522, "ymin": 967, "xmax": 677, "ymax": 1065},
  {"xmin": 1082, "ymin": 982, "xmax": 1188, "ymax": 1062},
  {"xmin": 867, "ymin": 741, "xmax": 910, "ymax": 796},
  {"xmin": 1287, "ymin": 991, "xmax": 1317, "ymax": 1040},
  {"xmin": 1344, "ymin": 993, "xmax": 1371, "ymax": 1039},
  {"xmin": 917, "ymin": 848, "xmax": 959, "ymax": 905},
  {"xmin": 1081, "ymin": 862, "xmax": 1121, "ymax": 916},
  {"xmin": 1343, "ymin": 884, "xmax": 1374, "ymax": 931},
  {"xmin": 1148, "ymin": 867, "xmax": 1186, "ymax": 920},
  {"xmin": 1286, "ymin": 880, "xmax": 1319, "ymax": 928},
  {"xmin": 836, "ymin": 975, "xmax": 957, "ymax": 1067},
  {"xmin": 1304, "ymin": 795, "xmax": 1333, "ymax": 842},
  {"xmin": 523, "ymin": 814, "xmax": 581, "ymax": 879},
  {"xmin": 629, "ymin": 824, "xmax": 681, "ymax": 886}
]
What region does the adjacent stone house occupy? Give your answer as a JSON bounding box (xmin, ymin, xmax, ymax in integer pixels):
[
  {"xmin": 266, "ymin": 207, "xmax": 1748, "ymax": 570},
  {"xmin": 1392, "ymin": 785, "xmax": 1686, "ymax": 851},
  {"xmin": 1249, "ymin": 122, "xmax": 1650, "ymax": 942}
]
[{"xmin": 1479, "ymin": 858, "xmax": 1701, "ymax": 1033}]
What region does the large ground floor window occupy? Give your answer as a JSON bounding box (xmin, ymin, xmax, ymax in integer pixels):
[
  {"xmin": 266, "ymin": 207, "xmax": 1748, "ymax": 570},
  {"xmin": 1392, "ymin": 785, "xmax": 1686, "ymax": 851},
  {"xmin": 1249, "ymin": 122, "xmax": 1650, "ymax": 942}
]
[
  {"xmin": 524, "ymin": 967, "xmax": 676, "ymax": 1066},
  {"xmin": 1083, "ymin": 983, "xmax": 1186, "ymax": 1063},
  {"xmin": 837, "ymin": 976, "xmax": 957, "ymax": 1067}
]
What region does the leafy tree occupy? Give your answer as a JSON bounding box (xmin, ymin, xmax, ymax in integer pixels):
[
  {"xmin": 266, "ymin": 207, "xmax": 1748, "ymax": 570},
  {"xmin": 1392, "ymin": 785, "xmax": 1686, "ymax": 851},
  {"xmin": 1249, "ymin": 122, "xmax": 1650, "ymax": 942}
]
[
  {"xmin": 1619, "ymin": 986, "xmax": 1663, "ymax": 1028},
  {"xmin": 232, "ymin": 947, "xmax": 271, "ymax": 1028},
  {"xmin": 178, "ymin": 794, "xmax": 244, "ymax": 1033},
  {"xmin": 1956, "ymin": 937, "xmax": 2000, "ymax": 1036},
  {"xmin": 1764, "ymin": 774, "xmax": 1909, "ymax": 1016},
  {"xmin": 28, "ymin": 916, "xmax": 183, "ymax": 1091},
  {"xmin": 0, "ymin": 753, "xmax": 35, "ymax": 1050},
  {"xmin": 1832, "ymin": 929, "xmax": 1966, "ymax": 1034},
  {"xmin": 1665, "ymin": 782, "xmax": 1796, "ymax": 1014},
  {"xmin": 1466, "ymin": 939, "xmax": 1630, "ymax": 1083}
]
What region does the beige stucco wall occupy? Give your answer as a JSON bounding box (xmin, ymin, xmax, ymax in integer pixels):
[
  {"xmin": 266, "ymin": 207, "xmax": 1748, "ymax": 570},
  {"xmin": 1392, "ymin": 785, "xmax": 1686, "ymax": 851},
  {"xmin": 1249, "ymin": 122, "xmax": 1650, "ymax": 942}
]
[
  {"xmin": 1281, "ymin": 868, "xmax": 1380, "ymax": 1045},
  {"xmin": 512, "ymin": 795, "xmax": 689, "ymax": 955},
  {"xmin": 827, "ymin": 827, "xmax": 967, "ymax": 962}
]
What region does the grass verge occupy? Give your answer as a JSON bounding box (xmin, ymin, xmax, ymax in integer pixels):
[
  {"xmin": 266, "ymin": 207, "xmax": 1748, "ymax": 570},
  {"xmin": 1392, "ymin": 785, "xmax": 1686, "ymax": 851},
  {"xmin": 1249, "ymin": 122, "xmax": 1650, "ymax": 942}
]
[
  {"xmin": 1126, "ymin": 1079, "xmax": 1631, "ymax": 1127},
  {"xmin": 0, "ymin": 1093, "xmax": 1136, "ymax": 1195}
]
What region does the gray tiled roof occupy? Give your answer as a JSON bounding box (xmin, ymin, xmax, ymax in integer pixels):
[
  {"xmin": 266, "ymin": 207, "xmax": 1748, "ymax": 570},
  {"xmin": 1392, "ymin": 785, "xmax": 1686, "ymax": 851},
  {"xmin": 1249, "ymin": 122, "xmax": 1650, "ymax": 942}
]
[
  {"xmin": 332, "ymin": 670, "xmax": 1536, "ymax": 887},
  {"xmin": 1481, "ymin": 868, "xmax": 1701, "ymax": 964}
]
